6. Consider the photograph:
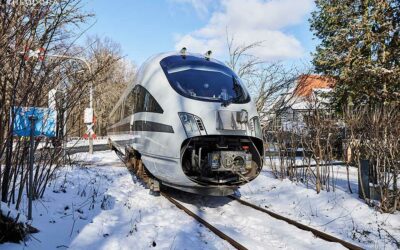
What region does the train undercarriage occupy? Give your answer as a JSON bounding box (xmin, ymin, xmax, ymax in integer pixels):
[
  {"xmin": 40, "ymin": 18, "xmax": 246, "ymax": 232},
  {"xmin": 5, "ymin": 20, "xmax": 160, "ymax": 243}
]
[
  {"xmin": 181, "ymin": 135, "xmax": 263, "ymax": 186},
  {"xmin": 122, "ymin": 148, "xmax": 161, "ymax": 193}
]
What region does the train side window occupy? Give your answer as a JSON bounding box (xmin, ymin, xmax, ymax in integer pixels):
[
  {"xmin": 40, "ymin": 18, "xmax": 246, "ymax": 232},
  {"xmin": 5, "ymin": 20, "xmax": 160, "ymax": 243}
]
[
  {"xmin": 112, "ymin": 108, "xmax": 118, "ymax": 124},
  {"xmin": 109, "ymin": 112, "xmax": 115, "ymax": 125},
  {"xmin": 111, "ymin": 107, "xmax": 118, "ymax": 124},
  {"xmin": 114, "ymin": 111, "xmax": 118, "ymax": 123},
  {"xmin": 124, "ymin": 89, "xmax": 136, "ymax": 118},
  {"xmin": 134, "ymin": 85, "xmax": 145, "ymax": 113},
  {"xmin": 117, "ymin": 106, "xmax": 122, "ymax": 122},
  {"xmin": 145, "ymin": 92, "xmax": 163, "ymax": 113},
  {"xmin": 133, "ymin": 85, "xmax": 163, "ymax": 114},
  {"xmin": 121, "ymin": 100, "xmax": 125, "ymax": 119},
  {"xmin": 111, "ymin": 112, "xmax": 115, "ymax": 124}
]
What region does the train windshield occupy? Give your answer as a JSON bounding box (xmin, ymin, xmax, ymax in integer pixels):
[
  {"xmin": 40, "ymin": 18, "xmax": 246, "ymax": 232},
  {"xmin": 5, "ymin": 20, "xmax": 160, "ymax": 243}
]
[{"xmin": 160, "ymin": 55, "xmax": 250, "ymax": 103}]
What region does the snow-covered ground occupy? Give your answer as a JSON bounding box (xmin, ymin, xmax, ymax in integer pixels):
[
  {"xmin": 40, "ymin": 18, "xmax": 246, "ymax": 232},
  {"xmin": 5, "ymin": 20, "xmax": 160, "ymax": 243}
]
[
  {"xmin": 240, "ymin": 165, "xmax": 400, "ymax": 249},
  {"xmin": 0, "ymin": 151, "xmax": 229, "ymax": 250},
  {"xmin": 1, "ymin": 151, "xmax": 399, "ymax": 249}
]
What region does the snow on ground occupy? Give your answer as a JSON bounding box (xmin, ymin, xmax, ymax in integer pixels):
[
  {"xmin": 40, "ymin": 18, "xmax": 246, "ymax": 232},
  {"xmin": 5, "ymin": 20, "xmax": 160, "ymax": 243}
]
[
  {"xmin": 1, "ymin": 151, "xmax": 231, "ymax": 250},
  {"xmin": 0, "ymin": 202, "xmax": 27, "ymax": 224},
  {"xmin": 1, "ymin": 151, "xmax": 399, "ymax": 249},
  {"xmin": 240, "ymin": 164, "xmax": 400, "ymax": 249}
]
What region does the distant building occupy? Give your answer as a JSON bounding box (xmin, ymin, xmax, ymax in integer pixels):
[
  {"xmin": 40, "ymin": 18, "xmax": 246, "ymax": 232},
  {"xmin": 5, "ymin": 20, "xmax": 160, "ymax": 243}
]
[{"xmin": 265, "ymin": 74, "xmax": 335, "ymax": 131}]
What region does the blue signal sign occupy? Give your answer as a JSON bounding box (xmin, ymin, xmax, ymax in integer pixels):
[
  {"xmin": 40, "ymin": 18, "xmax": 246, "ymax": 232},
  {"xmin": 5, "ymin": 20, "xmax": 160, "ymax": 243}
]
[{"xmin": 13, "ymin": 107, "xmax": 57, "ymax": 138}]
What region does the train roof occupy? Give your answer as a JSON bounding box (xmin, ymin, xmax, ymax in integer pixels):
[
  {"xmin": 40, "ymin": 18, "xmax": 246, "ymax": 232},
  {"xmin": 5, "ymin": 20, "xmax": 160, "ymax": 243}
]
[{"xmin": 109, "ymin": 51, "xmax": 228, "ymax": 117}]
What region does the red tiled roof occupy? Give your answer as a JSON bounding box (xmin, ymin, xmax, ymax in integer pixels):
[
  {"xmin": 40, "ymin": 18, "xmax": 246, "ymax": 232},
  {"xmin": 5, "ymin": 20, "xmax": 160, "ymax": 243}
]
[{"xmin": 294, "ymin": 75, "xmax": 335, "ymax": 97}]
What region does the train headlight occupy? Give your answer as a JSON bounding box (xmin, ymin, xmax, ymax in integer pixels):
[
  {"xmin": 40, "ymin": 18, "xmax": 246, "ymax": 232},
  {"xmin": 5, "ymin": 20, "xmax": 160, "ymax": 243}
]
[
  {"xmin": 179, "ymin": 112, "xmax": 206, "ymax": 137},
  {"xmin": 249, "ymin": 116, "xmax": 262, "ymax": 138}
]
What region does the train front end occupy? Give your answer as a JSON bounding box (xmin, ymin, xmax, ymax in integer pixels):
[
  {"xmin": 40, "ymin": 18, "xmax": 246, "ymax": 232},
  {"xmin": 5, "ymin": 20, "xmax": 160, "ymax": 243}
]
[{"xmin": 159, "ymin": 54, "xmax": 264, "ymax": 195}]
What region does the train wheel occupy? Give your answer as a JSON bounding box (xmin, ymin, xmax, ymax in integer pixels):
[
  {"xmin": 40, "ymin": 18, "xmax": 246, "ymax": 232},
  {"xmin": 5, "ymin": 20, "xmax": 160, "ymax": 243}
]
[
  {"xmin": 137, "ymin": 160, "xmax": 148, "ymax": 183},
  {"xmin": 125, "ymin": 150, "xmax": 160, "ymax": 194}
]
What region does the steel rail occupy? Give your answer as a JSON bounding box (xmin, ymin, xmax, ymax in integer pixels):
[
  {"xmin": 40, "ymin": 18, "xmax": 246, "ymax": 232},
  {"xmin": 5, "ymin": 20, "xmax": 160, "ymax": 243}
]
[
  {"xmin": 228, "ymin": 195, "xmax": 363, "ymax": 250},
  {"xmin": 161, "ymin": 193, "xmax": 248, "ymax": 250}
]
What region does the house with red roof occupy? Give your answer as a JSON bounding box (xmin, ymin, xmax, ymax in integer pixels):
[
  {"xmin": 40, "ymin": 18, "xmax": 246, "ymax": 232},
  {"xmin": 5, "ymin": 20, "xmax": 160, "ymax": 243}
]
[{"xmin": 265, "ymin": 74, "xmax": 335, "ymax": 131}]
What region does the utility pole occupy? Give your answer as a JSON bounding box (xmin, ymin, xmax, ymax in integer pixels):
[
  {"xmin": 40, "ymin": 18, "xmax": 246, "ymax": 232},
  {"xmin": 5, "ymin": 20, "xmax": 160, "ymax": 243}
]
[
  {"xmin": 28, "ymin": 115, "xmax": 37, "ymax": 220},
  {"xmin": 89, "ymin": 80, "xmax": 94, "ymax": 154}
]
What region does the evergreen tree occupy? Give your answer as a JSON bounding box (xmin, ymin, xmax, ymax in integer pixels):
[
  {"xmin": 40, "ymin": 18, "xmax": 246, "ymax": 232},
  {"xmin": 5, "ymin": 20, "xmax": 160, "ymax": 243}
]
[{"xmin": 310, "ymin": 0, "xmax": 400, "ymax": 107}]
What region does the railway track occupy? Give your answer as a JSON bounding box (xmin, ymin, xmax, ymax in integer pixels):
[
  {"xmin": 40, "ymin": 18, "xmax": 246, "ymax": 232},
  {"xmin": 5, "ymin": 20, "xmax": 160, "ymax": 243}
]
[
  {"xmin": 162, "ymin": 192, "xmax": 363, "ymax": 250},
  {"xmin": 162, "ymin": 193, "xmax": 248, "ymax": 250},
  {"xmin": 114, "ymin": 147, "xmax": 364, "ymax": 250},
  {"xmin": 227, "ymin": 196, "xmax": 363, "ymax": 250}
]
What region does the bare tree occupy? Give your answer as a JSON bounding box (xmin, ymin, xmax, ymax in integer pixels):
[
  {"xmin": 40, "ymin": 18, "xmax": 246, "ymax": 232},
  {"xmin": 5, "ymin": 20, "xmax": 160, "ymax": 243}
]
[
  {"xmin": 87, "ymin": 37, "xmax": 136, "ymax": 136},
  {"xmin": 62, "ymin": 37, "xmax": 136, "ymax": 137},
  {"xmin": 0, "ymin": 2, "xmax": 120, "ymax": 236},
  {"xmin": 225, "ymin": 32, "xmax": 308, "ymax": 122},
  {"xmin": 345, "ymin": 104, "xmax": 400, "ymax": 212}
]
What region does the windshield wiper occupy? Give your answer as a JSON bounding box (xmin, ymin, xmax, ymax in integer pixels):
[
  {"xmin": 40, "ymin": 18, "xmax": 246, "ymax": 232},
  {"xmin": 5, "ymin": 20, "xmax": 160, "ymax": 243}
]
[
  {"xmin": 221, "ymin": 98, "xmax": 234, "ymax": 107},
  {"xmin": 221, "ymin": 76, "xmax": 243, "ymax": 107},
  {"xmin": 221, "ymin": 95, "xmax": 243, "ymax": 107}
]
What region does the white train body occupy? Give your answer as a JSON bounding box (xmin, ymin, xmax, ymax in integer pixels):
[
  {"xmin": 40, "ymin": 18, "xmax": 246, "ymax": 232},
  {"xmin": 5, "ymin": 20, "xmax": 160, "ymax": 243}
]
[{"xmin": 107, "ymin": 52, "xmax": 264, "ymax": 196}]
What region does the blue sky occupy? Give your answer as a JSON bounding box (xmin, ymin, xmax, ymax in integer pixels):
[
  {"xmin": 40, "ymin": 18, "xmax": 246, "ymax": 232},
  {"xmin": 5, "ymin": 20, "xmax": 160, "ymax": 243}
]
[{"xmin": 82, "ymin": 0, "xmax": 317, "ymax": 66}]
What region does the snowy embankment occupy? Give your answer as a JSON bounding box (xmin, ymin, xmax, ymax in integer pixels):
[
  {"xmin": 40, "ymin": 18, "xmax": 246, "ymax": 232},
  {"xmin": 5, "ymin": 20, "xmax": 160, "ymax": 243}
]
[
  {"xmin": 0, "ymin": 151, "xmax": 228, "ymax": 250},
  {"xmin": 1, "ymin": 151, "xmax": 399, "ymax": 249},
  {"xmin": 240, "ymin": 166, "xmax": 400, "ymax": 249}
]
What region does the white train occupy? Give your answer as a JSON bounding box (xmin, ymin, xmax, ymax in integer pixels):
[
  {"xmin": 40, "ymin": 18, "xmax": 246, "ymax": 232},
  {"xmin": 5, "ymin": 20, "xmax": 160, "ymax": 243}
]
[{"xmin": 107, "ymin": 50, "xmax": 264, "ymax": 196}]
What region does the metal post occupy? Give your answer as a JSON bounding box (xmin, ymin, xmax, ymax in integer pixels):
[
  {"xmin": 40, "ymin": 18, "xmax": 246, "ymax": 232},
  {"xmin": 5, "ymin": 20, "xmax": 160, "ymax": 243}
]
[
  {"xmin": 63, "ymin": 89, "xmax": 68, "ymax": 162},
  {"xmin": 28, "ymin": 115, "xmax": 37, "ymax": 220},
  {"xmin": 89, "ymin": 81, "xmax": 93, "ymax": 154},
  {"xmin": 359, "ymin": 159, "xmax": 370, "ymax": 199}
]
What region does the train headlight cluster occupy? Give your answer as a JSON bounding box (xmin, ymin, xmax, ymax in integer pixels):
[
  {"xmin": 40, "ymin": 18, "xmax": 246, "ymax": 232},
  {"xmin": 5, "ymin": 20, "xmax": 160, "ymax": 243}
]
[{"xmin": 179, "ymin": 112, "xmax": 206, "ymax": 137}]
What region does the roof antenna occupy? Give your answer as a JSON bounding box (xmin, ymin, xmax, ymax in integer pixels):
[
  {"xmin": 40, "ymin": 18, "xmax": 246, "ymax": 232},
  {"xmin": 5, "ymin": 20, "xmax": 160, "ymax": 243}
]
[
  {"xmin": 180, "ymin": 47, "xmax": 187, "ymax": 58},
  {"xmin": 205, "ymin": 50, "xmax": 212, "ymax": 60}
]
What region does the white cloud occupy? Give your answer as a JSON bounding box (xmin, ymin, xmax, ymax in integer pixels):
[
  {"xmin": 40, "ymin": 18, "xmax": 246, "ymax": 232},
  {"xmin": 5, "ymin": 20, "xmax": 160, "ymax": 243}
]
[
  {"xmin": 168, "ymin": 0, "xmax": 214, "ymax": 17},
  {"xmin": 174, "ymin": 0, "xmax": 314, "ymax": 61}
]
